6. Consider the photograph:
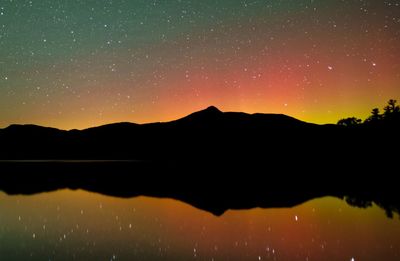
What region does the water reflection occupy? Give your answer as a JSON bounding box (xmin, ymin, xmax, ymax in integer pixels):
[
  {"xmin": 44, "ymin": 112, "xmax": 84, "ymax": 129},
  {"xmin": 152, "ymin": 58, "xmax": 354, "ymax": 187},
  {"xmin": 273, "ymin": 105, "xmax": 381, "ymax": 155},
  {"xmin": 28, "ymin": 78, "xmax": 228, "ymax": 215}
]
[{"xmin": 0, "ymin": 190, "xmax": 399, "ymax": 261}]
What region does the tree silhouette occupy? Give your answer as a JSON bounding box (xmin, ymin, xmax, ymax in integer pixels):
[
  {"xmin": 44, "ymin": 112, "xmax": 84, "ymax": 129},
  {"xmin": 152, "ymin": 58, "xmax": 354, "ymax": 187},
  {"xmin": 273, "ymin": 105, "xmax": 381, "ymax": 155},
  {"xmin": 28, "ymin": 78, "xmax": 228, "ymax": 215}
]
[
  {"xmin": 339, "ymin": 99, "xmax": 400, "ymax": 126},
  {"xmin": 365, "ymin": 108, "xmax": 382, "ymax": 123},
  {"xmin": 337, "ymin": 117, "xmax": 362, "ymax": 127},
  {"xmin": 384, "ymin": 99, "xmax": 400, "ymax": 117}
]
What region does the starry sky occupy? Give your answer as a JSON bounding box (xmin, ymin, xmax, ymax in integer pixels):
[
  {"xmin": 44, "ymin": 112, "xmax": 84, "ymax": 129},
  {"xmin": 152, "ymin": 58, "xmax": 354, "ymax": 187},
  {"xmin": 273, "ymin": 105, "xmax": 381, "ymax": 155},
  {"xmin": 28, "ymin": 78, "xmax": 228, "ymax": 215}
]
[{"xmin": 0, "ymin": 0, "xmax": 399, "ymax": 129}]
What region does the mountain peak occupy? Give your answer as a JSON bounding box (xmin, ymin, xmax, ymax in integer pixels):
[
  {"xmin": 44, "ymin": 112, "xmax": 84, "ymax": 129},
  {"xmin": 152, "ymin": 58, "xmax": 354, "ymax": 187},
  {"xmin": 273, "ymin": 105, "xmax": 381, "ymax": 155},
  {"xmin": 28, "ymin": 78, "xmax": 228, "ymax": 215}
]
[
  {"xmin": 174, "ymin": 106, "xmax": 223, "ymax": 123},
  {"xmin": 203, "ymin": 106, "xmax": 222, "ymax": 114}
]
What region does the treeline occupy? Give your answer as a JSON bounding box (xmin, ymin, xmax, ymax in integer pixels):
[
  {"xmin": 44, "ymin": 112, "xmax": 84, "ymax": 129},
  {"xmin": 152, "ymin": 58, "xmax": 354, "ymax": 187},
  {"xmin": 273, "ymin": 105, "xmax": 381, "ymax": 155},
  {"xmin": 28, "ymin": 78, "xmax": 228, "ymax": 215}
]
[{"xmin": 338, "ymin": 99, "xmax": 400, "ymax": 126}]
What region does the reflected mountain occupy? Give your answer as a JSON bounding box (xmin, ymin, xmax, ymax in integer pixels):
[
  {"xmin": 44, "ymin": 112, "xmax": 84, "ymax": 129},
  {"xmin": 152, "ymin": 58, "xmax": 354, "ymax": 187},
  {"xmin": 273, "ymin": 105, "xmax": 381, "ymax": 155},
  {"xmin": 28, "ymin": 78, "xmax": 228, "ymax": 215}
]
[{"xmin": 0, "ymin": 106, "xmax": 399, "ymax": 217}]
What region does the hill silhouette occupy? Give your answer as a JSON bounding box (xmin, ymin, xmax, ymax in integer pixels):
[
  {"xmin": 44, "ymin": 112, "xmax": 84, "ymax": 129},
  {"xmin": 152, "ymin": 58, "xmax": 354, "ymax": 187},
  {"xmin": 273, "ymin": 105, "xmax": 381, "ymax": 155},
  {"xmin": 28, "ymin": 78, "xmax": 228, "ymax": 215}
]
[
  {"xmin": 0, "ymin": 106, "xmax": 323, "ymax": 159},
  {"xmin": 0, "ymin": 105, "xmax": 399, "ymax": 217}
]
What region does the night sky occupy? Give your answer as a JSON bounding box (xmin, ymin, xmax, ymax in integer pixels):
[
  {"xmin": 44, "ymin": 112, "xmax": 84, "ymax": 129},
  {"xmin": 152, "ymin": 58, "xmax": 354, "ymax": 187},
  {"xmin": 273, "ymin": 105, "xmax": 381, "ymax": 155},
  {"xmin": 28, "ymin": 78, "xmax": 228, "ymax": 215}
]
[{"xmin": 1, "ymin": 0, "xmax": 399, "ymax": 129}]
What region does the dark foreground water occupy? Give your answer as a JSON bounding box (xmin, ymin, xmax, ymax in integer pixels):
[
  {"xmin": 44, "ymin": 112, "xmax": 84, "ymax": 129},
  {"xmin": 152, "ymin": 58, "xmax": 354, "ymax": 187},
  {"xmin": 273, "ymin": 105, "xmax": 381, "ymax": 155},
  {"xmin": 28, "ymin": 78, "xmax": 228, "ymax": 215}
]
[{"xmin": 0, "ymin": 190, "xmax": 399, "ymax": 261}]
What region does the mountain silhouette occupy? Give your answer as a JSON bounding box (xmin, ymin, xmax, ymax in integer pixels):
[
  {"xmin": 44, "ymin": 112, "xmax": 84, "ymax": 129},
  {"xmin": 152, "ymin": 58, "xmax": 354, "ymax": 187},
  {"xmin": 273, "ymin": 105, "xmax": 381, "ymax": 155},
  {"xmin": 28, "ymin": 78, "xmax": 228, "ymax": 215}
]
[
  {"xmin": 0, "ymin": 106, "xmax": 320, "ymax": 159},
  {"xmin": 0, "ymin": 106, "xmax": 399, "ymax": 217}
]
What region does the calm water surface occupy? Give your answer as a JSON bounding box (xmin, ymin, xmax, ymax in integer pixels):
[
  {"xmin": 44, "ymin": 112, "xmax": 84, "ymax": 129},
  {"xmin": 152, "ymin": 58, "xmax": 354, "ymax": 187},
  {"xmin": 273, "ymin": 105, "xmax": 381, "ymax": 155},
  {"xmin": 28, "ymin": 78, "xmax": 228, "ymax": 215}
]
[{"xmin": 0, "ymin": 190, "xmax": 399, "ymax": 261}]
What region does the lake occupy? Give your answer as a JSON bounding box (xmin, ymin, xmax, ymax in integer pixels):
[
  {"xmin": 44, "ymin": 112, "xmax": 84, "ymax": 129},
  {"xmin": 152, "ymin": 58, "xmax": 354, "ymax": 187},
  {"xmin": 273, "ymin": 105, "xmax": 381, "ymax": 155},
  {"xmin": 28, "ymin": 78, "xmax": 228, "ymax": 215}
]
[{"xmin": 0, "ymin": 190, "xmax": 399, "ymax": 261}]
